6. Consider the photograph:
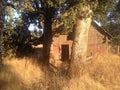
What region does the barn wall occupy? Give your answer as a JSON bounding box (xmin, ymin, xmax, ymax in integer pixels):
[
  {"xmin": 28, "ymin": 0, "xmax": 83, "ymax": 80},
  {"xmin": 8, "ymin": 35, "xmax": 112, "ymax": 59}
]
[
  {"xmin": 88, "ymin": 25, "xmax": 106, "ymax": 44},
  {"xmin": 87, "ymin": 25, "xmax": 108, "ymax": 56},
  {"xmin": 51, "ymin": 35, "xmax": 72, "ymax": 60},
  {"xmin": 51, "ymin": 24, "xmax": 109, "ymax": 61}
]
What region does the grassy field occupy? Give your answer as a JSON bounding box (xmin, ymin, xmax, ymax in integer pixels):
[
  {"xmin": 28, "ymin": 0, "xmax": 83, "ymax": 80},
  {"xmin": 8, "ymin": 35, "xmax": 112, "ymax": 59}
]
[{"xmin": 0, "ymin": 53, "xmax": 120, "ymax": 90}]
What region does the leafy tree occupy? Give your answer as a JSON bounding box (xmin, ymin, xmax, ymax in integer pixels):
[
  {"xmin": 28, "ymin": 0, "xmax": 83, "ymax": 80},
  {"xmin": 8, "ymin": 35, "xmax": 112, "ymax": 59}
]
[
  {"xmin": 2, "ymin": 5, "xmax": 22, "ymax": 57},
  {"xmin": 4, "ymin": 0, "xmax": 116, "ymax": 78},
  {"xmin": 64, "ymin": 0, "xmax": 116, "ymax": 78},
  {"xmin": 103, "ymin": 0, "xmax": 120, "ymax": 53},
  {"xmin": 2, "ymin": 0, "xmax": 43, "ymax": 57}
]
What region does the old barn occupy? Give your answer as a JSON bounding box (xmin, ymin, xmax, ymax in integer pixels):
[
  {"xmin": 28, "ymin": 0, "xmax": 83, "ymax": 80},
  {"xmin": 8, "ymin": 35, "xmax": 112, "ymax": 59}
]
[{"xmin": 50, "ymin": 22, "xmax": 111, "ymax": 65}]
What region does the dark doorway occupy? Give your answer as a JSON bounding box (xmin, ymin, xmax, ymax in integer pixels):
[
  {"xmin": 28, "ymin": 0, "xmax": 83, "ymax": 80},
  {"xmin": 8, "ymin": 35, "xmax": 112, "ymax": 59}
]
[{"xmin": 61, "ymin": 44, "xmax": 69, "ymax": 61}]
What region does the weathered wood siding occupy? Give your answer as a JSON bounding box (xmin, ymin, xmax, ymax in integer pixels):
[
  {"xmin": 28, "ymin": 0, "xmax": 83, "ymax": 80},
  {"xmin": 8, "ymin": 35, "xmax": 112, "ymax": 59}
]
[{"xmin": 87, "ymin": 24, "xmax": 108, "ymax": 56}]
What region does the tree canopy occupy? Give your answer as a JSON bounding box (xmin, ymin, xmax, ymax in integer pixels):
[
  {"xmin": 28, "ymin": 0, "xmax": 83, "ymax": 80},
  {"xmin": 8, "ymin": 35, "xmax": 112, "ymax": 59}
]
[
  {"xmin": 2, "ymin": 0, "xmax": 116, "ymax": 58},
  {"xmin": 5, "ymin": 0, "xmax": 116, "ymax": 29}
]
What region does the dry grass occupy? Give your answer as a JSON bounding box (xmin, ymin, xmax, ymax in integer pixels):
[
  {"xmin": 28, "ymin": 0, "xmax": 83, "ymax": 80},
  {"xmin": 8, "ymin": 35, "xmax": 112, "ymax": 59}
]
[
  {"xmin": 3, "ymin": 58, "xmax": 44, "ymax": 85},
  {"xmin": 63, "ymin": 75, "xmax": 106, "ymax": 90},
  {"xmin": 87, "ymin": 54, "xmax": 120, "ymax": 90},
  {"xmin": 63, "ymin": 53, "xmax": 120, "ymax": 90},
  {"xmin": 0, "ymin": 53, "xmax": 120, "ymax": 90},
  {"xmin": 1, "ymin": 57, "xmax": 45, "ymax": 90}
]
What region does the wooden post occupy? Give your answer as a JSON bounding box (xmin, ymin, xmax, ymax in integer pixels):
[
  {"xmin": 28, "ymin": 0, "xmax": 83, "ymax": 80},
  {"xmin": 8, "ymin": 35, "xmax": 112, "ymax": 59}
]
[{"xmin": 117, "ymin": 39, "xmax": 119, "ymax": 54}]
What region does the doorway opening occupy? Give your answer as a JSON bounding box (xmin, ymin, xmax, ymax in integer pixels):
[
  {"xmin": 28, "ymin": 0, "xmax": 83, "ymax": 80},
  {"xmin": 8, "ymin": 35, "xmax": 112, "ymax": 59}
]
[{"xmin": 61, "ymin": 44, "xmax": 69, "ymax": 61}]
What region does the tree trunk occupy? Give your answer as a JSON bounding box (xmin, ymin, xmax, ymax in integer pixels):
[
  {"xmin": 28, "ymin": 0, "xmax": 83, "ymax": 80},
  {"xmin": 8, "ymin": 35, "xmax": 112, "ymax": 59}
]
[
  {"xmin": 69, "ymin": 17, "xmax": 92, "ymax": 78},
  {"xmin": 43, "ymin": 9, "xmax": 53, "ymax": 65},
  {"xmin": 0, "ymin": 1, "xmax": 5, "ymax": 65},
  {"xmin": 0, "ymin": 31, "xmax": 2, "ymax": 65}
]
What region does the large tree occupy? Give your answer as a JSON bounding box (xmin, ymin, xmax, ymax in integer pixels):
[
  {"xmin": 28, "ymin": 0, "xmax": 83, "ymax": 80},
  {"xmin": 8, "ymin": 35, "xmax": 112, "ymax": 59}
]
[
  {"xmin": 64, "ymin": 0, "xmax": 116, "ymax": 78},
  {"xmin": 4, "ymin": 0, "xmax": 116, "ymax": 77}
]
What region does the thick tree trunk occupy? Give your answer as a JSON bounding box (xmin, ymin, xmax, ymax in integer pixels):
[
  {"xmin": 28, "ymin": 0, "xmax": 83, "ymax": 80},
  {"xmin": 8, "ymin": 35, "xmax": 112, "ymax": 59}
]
[
  {"xmin": 43, "ymin": 10, "xmax": 53, "ymax": 65},
  {"xmin": 69, "ymin": 17, "xmax": 92, "ymax": 78}
]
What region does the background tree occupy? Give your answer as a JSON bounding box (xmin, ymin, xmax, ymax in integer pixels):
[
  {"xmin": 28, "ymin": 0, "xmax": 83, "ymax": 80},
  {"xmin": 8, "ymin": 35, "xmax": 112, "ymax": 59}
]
[
  {"xmin": 103, "ymin": 0, "xmax": 120, "ymax": 53},
  {"xmin": 0, "ymin": 0, "xmax": 6, "ymax": 64},
  {"xmin": 2, "ymin": 4, "xmax": 23, "ymax": 57},
  {"xmin": 2, "ymin": 0, "xmax": 43, "ymax": 57}
]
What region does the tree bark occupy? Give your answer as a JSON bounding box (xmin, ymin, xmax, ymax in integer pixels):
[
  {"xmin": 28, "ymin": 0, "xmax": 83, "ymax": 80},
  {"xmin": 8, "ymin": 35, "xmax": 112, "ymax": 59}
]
[
  {"xmin": 69, "ymin": 16, "xmax": 92, "ymax": 78},
  {"xmin": 0, "ymin": 1, "xmax": 5, "ymax": 65},
  {"xmin": 43, "ymin": 8, "xmax": 53, "ymax": 65},
  {"xmin": 0, "ymin": 31, "xmax": 2, "ymax": 65}
]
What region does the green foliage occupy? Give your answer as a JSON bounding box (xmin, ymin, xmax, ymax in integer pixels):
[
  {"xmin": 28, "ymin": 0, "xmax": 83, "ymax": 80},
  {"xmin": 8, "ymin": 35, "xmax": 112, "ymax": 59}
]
[
  {"xmin": 5, "ymin": 0, "xmax": 116, "ymax": 30},
  {"xmin": 2, "ymin": 29, "xmax": 16, "ymax": 57},
  {"xmin": 2, "ymin": 0, "xmax": 116, "ymax": 57},
  {"xmin": 55, "ymin": 0, "xmax": 116, "ymax": 31},
  {"xmin": 94, "ymin": 0, "xmax": 116, "ymax": 22},
  {"xmin": 107, "ymin": 22, "xmax": 120, "ymax": 45},
  {"xmin": 102, "ymin": 1, "xmax": 120, "ymax": 46},
  {"xmin": 2, "ymin": 22, "xmax": 38, "ymax": 57}
]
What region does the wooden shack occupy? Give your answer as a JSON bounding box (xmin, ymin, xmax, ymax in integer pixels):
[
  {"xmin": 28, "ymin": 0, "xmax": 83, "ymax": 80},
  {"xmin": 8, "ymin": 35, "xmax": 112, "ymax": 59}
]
[{"xmin": 50, "ymin": 22, "xmax": 111, "ymax": 65}]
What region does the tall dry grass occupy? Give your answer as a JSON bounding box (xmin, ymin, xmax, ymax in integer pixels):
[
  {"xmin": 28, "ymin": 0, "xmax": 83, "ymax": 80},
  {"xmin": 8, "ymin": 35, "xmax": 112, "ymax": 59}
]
[
  {"xmin": 63, "ymin": 54, "xmax": 120, "ymax": 90},
  {"xmin": 1, "ymin": 57, "xmax": 45, "ymax": 90},
  {"xmin": 0, "ymin": 53, "xmax": 120, "ymax": 90},
  {"xmin": 88, "ymin": 54, "xmax": 120, "ymax": 90}
]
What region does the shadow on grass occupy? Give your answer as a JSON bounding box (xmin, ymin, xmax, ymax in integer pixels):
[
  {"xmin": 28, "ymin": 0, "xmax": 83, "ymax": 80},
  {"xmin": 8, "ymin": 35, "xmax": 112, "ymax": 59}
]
[
  {"xmin": 0, "ymin": 65, "xmax": 26, "ymax": 90},
  {"xmin": 2, "ymin": 46, "xmax": 70, "ymax": 90},
  {"xmin": 15, "ymin": 47, "xmax": 45, "ymax": 66}
]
